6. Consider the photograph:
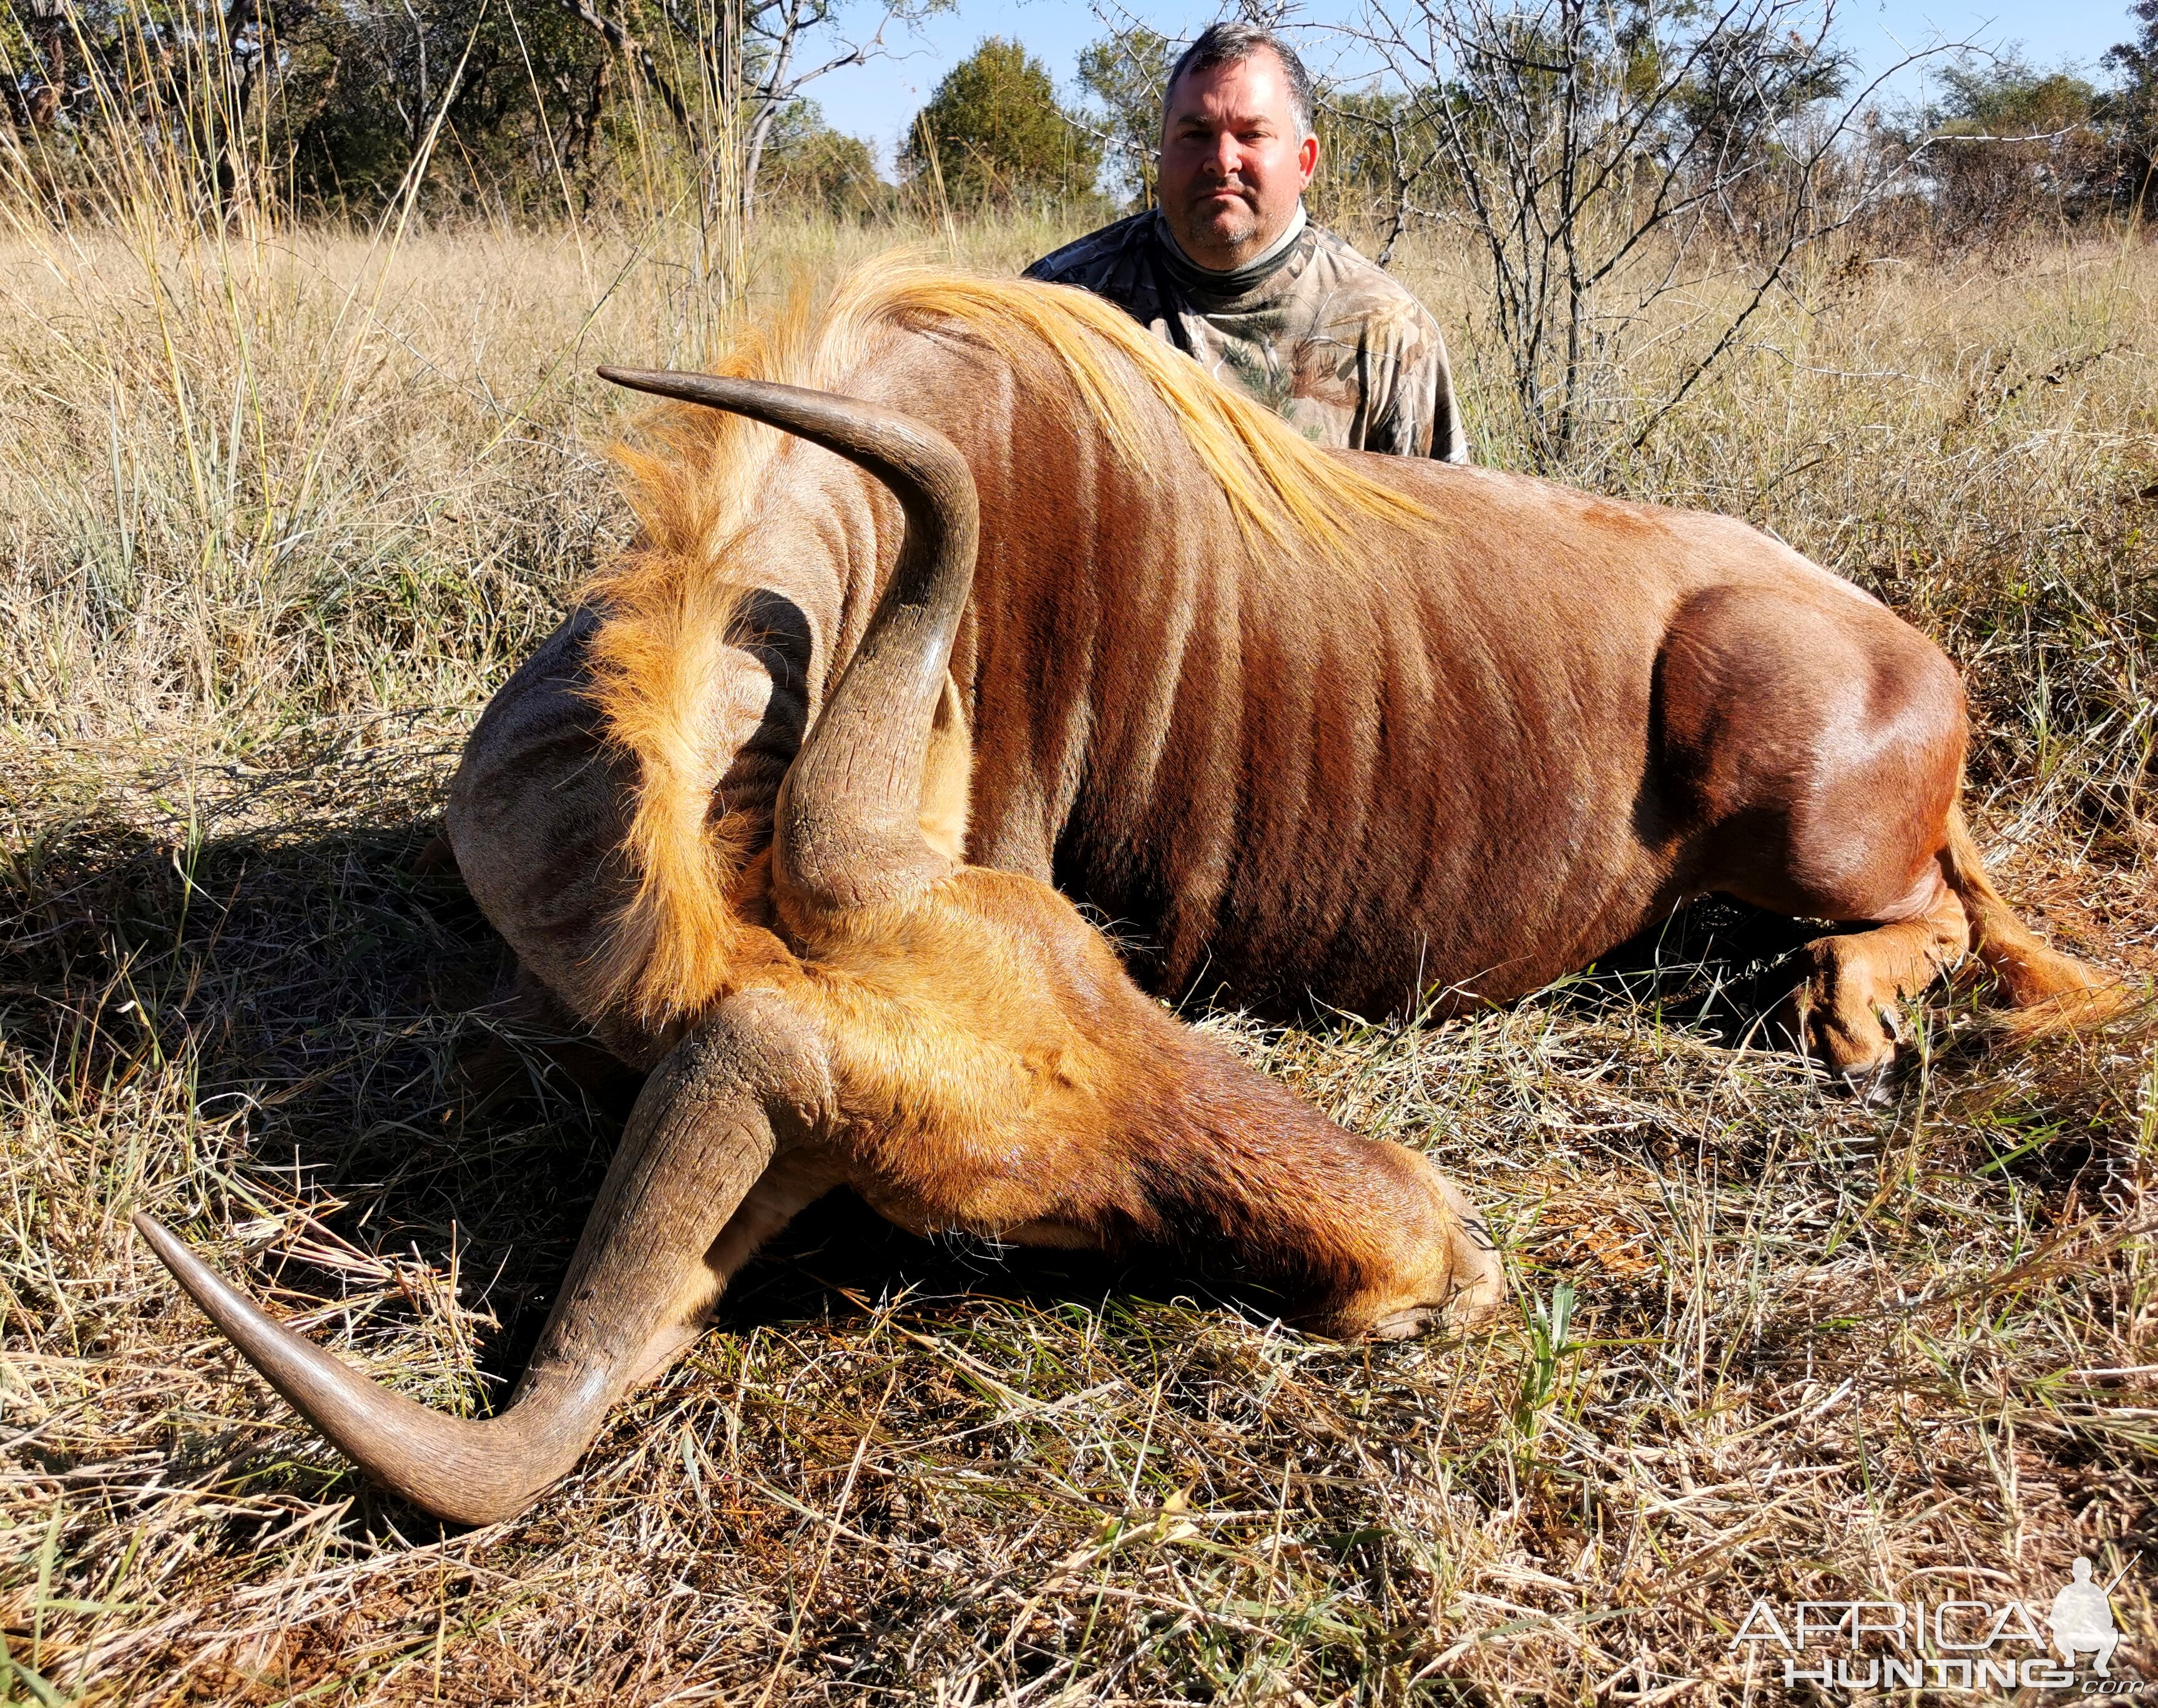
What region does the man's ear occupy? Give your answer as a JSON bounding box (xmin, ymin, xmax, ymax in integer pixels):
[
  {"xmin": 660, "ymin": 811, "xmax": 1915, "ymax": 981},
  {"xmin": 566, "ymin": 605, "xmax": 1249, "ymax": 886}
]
[{"xmin": 1297, "ymin": 130, "xmax": 1319, "ymax": 187}]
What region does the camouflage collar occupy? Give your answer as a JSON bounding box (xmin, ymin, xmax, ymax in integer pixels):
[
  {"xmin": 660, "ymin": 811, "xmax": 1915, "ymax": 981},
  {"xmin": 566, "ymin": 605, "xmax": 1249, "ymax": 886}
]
[{"xmin": 1152, "ymin": 205, "xmax": 1312, "ymax": 299}]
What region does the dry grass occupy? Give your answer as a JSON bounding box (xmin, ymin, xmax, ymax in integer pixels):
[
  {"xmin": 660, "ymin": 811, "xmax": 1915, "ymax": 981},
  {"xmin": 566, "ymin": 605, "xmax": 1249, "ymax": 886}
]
[{"xmin": 2, "ymin": 204, "xmax": 2156, "ymax": 1703}]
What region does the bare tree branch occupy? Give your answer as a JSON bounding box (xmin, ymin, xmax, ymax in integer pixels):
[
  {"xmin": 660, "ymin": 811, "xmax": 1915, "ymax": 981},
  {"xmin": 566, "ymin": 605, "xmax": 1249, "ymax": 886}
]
[
  {"xmin": 1346, "ymin": 0, "xmax": 1966, "ymax": 468},
  {"xmin": 556, "ymin": 0, "xmax": 690, "ymax": 126}
]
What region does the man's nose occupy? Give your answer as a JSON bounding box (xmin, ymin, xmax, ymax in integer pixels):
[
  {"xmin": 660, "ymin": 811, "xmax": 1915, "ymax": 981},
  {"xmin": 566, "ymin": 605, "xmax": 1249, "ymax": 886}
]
[{"xmin": 1204, "ymin": 129, "xmax": 1241, "ymax": 179}]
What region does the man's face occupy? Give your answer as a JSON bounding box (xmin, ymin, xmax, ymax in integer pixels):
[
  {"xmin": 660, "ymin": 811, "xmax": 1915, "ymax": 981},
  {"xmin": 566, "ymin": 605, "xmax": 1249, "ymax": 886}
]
[{"xmin": 1157, "ymin": 49, "xmax": 1319, "ymax": 269}]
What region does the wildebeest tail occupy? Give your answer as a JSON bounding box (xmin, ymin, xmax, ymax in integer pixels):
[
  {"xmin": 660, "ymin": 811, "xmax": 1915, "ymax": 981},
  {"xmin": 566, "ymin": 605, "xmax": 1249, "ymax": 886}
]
[{"xmin": 1941, "ymin": 803, "xmax": 2142, "ymax": 1038}]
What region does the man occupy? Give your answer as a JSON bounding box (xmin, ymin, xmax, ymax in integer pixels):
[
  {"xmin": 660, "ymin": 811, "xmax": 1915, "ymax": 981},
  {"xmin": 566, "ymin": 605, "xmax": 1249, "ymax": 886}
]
[
  {"xmin": 2048, "ymin": 1558, "xmax": 2121, "ymax": 1676},
  {"xmin": 1026, "ymin": 22, "xmax": 1469, "ymax": 461}
]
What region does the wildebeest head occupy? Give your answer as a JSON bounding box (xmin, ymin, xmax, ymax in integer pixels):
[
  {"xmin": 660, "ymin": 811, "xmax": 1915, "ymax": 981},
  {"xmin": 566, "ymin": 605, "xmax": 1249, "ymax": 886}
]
[{"xmin": 134, "ymin": 374, "xmax": 983, "ymax": 1526}]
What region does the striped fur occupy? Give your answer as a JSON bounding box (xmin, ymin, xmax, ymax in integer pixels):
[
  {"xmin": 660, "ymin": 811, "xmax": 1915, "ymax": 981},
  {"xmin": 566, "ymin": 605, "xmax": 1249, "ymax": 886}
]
[{"xmin": 582, "ymin": 265, "xmax": 1433, "ymax": 1022}]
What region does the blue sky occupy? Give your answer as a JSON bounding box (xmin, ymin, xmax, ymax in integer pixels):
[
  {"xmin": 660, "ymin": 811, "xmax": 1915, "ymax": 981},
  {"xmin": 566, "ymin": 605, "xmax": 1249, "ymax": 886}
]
[{"xmin": 811, "ymin": 0, "xmax": 2131, "ymax": 172}]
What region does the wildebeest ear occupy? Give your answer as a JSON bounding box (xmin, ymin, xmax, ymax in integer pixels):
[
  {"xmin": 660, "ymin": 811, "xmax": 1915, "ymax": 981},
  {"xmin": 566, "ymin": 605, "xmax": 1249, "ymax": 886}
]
[{"xmin": 917, "ymin": 672, "xmax": 972, "ymax": 865}]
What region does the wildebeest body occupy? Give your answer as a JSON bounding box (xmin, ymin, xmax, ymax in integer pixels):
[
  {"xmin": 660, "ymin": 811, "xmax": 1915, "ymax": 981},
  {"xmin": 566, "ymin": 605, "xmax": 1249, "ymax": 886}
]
[{"xmin": 453, "ymin": 323, "xmax": 1961, "ymax": 1048}]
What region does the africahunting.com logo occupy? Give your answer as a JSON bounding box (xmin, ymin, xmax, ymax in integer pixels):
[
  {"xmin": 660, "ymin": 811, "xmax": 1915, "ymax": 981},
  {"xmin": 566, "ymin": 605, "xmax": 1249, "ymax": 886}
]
[{"xmin": 1731, "ymin": 1559, "xmax": 2137, "ymax": 1692}]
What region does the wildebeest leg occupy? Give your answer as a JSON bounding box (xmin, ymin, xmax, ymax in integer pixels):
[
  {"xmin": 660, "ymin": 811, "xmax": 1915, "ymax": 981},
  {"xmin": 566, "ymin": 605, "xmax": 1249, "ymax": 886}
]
[
  {"xmin": 1777, "ymin": 813, "xmax": 2125, "ymax": 1078},
  {"xmin": 1657, "ymin": 584, "xmax": 1968, "ymax": 1077},
  {"xmin": 1937, "ymin": 805, "xmax": 2120, "ymax": 1013},
  {"xmin": 1659, "ymin": 583, "xmax": 2119, "ymax": 1077},
  {"xmin": 1780, "ymin": 872, "xmax": 1970, "ymax": 1081}
]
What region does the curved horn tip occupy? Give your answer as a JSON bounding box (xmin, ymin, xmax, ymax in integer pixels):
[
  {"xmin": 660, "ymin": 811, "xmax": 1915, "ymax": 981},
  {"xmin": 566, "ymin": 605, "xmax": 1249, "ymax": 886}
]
[
  {"xmin": 129, "ymin": 1209, "xmax": 565, "ymax": 1529},
  {"xmin": 597, "ymin": 365, "xmax": 682, "ymax": 396},
  {"xmin": 130, "ymin": 1209, "xmax": 269, "ymax": 1340},
  {"xmin": 133, "ymin": 1208, "xmax": 195, "ymax": 1275}
]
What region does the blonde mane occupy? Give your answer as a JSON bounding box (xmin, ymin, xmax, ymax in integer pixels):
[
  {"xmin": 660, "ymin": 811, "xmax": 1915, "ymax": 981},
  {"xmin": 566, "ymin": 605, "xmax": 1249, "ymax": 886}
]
[{"xmin": 586, "ymin": 260, "xmax": 1435, "ymax": 1021}]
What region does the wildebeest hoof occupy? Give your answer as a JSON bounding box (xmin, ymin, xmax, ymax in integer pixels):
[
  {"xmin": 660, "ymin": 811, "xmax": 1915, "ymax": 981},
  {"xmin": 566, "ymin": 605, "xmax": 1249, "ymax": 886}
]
[
  {"xmin": 1361, "ymin": 1275, "xmax": 1504, "ymax": 1342},
  {"xmin": 1444, "ymin": 1245, "xmax": 1508, "ymax": 1331},
  {"xmin": 408, "ymin": 833, "xmax": 462, "ymax": 878}
]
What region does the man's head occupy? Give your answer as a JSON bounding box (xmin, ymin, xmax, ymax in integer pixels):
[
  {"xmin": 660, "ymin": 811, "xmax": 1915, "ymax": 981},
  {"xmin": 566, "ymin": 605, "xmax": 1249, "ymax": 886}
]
[{"xmin": 1157, "ymin": 23, "xmax": 1318, "ymax": 272}]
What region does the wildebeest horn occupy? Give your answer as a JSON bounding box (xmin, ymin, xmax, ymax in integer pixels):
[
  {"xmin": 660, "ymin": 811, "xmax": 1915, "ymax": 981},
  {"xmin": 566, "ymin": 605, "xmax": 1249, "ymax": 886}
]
[
  {"xmin": 136, "ymin": 1008, "xmax": 805, "ymax": 1526},
  {"xmin": 599, "ymin": 368, "xmax": 980, "ymax": 907}
]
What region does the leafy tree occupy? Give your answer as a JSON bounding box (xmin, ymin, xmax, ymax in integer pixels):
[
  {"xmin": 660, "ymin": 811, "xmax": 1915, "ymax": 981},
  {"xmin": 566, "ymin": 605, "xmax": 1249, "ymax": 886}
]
[
  {"xmin": 2106, "ymin": 4, "xmax": 2158, "ymax": 207},
  {"xmin": 2109, "ymin": 0, "xmax": 2158, "ymax": 165},
  {"xmin": 1934, "ymin": 52, "xmax": 2101, "ymax": 129},
  {"xmin": 534, "ymin": 0, "xmax": 949, "ymax": 211},
  {"xmin": 1915, "ymin": 51, "xmax": 2115, "ymax": 228},
  {"xmin": 0, "ymin": 0, "xmax": 303, "ymax": 209},
  {"xmin": 282, "ymin": 0, "xmax": 610, "ymax": 212},
  {"xmin": 901, "ymin": 35, "xmax": 1099, "ymax": 207},
  {"xmin": 1075, "ymin": 24, "xmax": 1169, "ymax": 205},
  {"xmin": 755, "ymin": 96, "xmax": 887, "ymax": 215},
  {"xmin": 1647, "ymin": 13, "xmax": 1851, "ymax": 167},
  {"xmin": 0, "ymin": 0, "xmax": 647, "ymax": 217}
]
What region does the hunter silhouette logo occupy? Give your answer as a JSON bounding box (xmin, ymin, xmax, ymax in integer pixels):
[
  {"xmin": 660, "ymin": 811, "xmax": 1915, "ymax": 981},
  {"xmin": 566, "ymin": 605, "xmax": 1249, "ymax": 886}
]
[
  {"xmin": 2052, "ymin": 1559, "xmax": 2122, "ymax": 1677},
  {"xmin": 1731, "ymin": 1558, "xmax": 2137, "ymax": 1692}
]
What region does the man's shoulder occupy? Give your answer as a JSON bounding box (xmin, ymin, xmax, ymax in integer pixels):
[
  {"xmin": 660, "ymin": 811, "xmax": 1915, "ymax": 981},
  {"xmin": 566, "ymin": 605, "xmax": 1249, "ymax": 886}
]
[
  {"xmin": 1299, "ymin": 225, "xmax": 1439, "ymax": 330},
  {"xmin": 1024, "ymin": 211, "xmax": 1158, "ymax": 286}
]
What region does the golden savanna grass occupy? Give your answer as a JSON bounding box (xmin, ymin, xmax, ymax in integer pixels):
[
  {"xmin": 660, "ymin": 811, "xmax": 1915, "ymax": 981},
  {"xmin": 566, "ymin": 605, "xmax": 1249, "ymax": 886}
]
[{"xmin": 2, "ymin": 202, "xmax": 2155, "ymax": 1702}]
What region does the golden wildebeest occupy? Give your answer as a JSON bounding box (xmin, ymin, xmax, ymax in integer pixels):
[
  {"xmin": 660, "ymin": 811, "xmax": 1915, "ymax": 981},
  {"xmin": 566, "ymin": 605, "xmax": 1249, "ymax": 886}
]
[{"xmin": 137, "ymin": 266, "xmax": 2119, "ymax": 1526}]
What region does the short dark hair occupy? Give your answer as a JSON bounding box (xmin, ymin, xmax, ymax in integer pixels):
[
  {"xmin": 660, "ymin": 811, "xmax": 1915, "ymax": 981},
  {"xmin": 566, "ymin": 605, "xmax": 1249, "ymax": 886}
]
[{"xmin": 1161, "ymin": 22, "xmax": 1314, "ymax": 139}]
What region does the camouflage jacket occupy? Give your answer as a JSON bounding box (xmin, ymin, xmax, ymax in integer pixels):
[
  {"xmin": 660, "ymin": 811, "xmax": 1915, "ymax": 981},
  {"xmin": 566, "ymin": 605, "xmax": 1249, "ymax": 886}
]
[{"xmin": 1024, "ymin": 208, "xmax": 1469, "ymax": 462}]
